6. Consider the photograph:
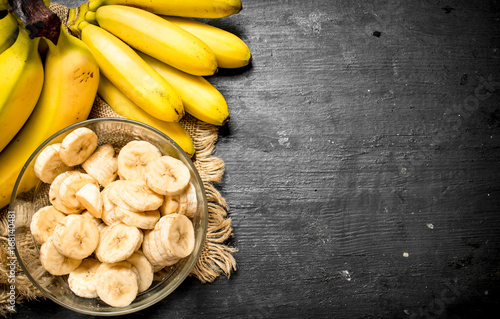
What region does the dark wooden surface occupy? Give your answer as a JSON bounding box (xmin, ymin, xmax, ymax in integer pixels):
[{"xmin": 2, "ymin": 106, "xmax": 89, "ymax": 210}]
[{"xmin": 14, "ymin": 0, "xmax": 500, "ymax": 318}]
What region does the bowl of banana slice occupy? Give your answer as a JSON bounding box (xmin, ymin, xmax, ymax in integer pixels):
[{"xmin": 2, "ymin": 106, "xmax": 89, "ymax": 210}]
[{"xmin": 10, "ymin": 118, "xmax": 208, "ymax": 315}]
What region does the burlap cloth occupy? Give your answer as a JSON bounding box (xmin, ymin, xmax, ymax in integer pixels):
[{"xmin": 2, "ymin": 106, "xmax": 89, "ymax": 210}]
[{"xmin": 0, "ymin": 3, "xmax": 236, "ymax": 316}]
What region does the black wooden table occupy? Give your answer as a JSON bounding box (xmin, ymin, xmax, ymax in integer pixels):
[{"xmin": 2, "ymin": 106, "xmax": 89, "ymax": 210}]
[{"xmin": 14, "ymin": 0, "xmax": 500, "ymax": 318}]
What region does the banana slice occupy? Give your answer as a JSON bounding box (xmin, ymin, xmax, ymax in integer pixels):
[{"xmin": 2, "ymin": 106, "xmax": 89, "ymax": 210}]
[
  {"xmin": 100, "ymin": 187, "xmax": 120, "ymax": 225},
  {"xmin": 159, "ymin": 183, "xmax": 197, "ymax": 218},
  {"xmin": 68, "ymin": 258, "xmax": 102, "ymax": 298},
  {"xmin": 52, "ymin": 214, "xmax": 100, "ymax": 260},
  {"xmin": 144, "ymin": 156, "xmax": 190, "ymax": 196},
  {"xmin": 95, "ymin": 223, "xmax": 143, "ymax": 263},
  {"xmin": 76, "ymin": 183, "xmax": 103, "ymax": 218},
  {"xmin": 156, "ymin": 214, "xmax": 195, "ymax": 259},
  {"xmin": 40, "ymin": 236, "xmax": 82, "ymax": 276},
  {"xmin": 59, "ymin": 127, "xmax": 98, "ymax": 166},
  {"xmin": 30, "ymin": 205, "xmax": 66, "ymax": 245},
  {"xmin": 81, "ymin": 210, "xmax": 103, "ymax": 227},
  {"xmin": 114, "ymin": 206, "xmax": 160, "ymax": 230},
  {"xmin": 127, "ymin": 252, "xmax": 154, "ymax": 293},
  {"xmin": 59, "ymin": 172, "xmax": 99, "ymax": 211},
  {"xmin": 118, "ymin": 180, "xmax": 164, "ymax": 212},
  {"xmin": 105, "ymin": 180, "xmax": 140, "ymax": 212},
  {"xmin": 95, "ymin": 261, "xmax": 139, "ymax": 308},
  {"xmin": 143, "ymin": 228, "xmax": 180, "ymax": 267},
  {"xmin": 34, "ymin": 143, "xmax": 73, "ymax": 184},
  {"xmin": 117, "ymin": 140, "xmax": 161, "ymax": 181},
  {"xmin": 184, "ymin": 183, "xmax": 197, "ymax": 218},
  {"xmin": 49, "ymin": 170, "xmax": 86, "ymax": 215},
  {"xmin": 82, "ymin": 143, "xmax": 118, "ymax": 187}
]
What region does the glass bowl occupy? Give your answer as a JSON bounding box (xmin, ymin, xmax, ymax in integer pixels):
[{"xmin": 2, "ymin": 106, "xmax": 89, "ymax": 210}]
[{"xmin": 9, "ymin": 118, "xmax": 207, "ymax": 316}]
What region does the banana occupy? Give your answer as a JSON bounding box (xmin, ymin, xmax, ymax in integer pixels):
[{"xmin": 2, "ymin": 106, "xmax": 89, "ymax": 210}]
[
  {"xmin": 116, "ymin": 180, "xmax": 164, "ymax": 212},
  {"xmin": 30, "ymin": 205, "xmax": 66, "ymax": 245},
  {"xmin": 115, "ymin": 206, "xmax": 160, "ymax": 230},
  {"xmin": 88, "ymin": 0, "xmax": 242, "ymax": 19},
  {"xmin": 75, "ymin": 183, "xmax": 103, "ymax": 218},
  {"xmin": 68, "ymin": 258, "xmax": 101, "ymax": 298},
  {"xmin": 183, "ymin": 183, "xmax": 198, "ymax": 218},
  {"xmin": 59, "ymin": 172, "xmax": 99, "ymax": 211},
  {"xmin": 81, "ymin": 143, "xmax": 118, "ymax": 187},
  {"xmin": 126, "ymin": 252, "xmax": 154, "ymax": 293},
  {"xmin": 49, "ymin": 170, "xmax": 85, "ymax": 215},
  {"xmin": 95, "ymin": 261, "xmax": 139, "ymax": 307},
  {"xmin": 0, "ymin": 26, "xmax": 44, "ymax": 153},
  {"xmin": 0, "ymin": 10, "xmax": 19, "ymax": 54},
  {"xmin": 162, "ymin": 16, "xmax": 251, "ymax": 69},
  {"xmin": 144, "ymin": 155, "xmax": 191, "ymax": 196},
  {"xmin": 117, "ymin": 140, "xmax": 161, "ymax": 181},
  {"xmin": 52, "ymin": 214, "xmax": 100, "ymax": 260},
  {"xmin": 59, "ymin": 127, "xmax": 98, "ymax": 166},
  {"xmin": 80, "ymin": 22, "xmax": 183, "ymax": 122},
  {"xmin": 156, "ymin": 214, "xmax": 195, "ymax": 259},
  {"xmin": 0, "ymin": 25, "xmax": 99, "ymax": 209},
  {"xmin": 95, "ymin": 223, "xmax": 143, "ymax": 263},
  {"xmin": 100, "ymin": 184, "xmax": 121, "ymax": 225},
  {"xmin": 81, "ymin": 210, "xmax": 103, "ymax": 227},
  {"xmin": 40, "ymin": 236, "xmax": 82, "ymax": 276},
  {"xmin": 94, "ymin": 5, "xmax": 217, "ymax": 76},
  {"xmin": 34, "ymin": 143, "xmax": 73, "ymax": 184},
  {"xmin": 97, "ymin": 75, "xmax": 195, "ymax": 157},
  {"xmin": 104, "ymin": 180, "xmax": 138, "ymax": 213},
  {"xmin": 138, "ymin": 52, "xmax": 229, "ymax": 126},
  {"xmin": 68, "ymin": 2, "xmax": 94, "ymax": 38}
]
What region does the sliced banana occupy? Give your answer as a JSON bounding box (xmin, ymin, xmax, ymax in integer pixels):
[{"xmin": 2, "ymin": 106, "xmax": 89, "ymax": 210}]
[
  {"xmin": 59, "ymin": 127, "xmax": 98, "ymax": 166},
  {"xmin": 59, "ymin": 172, "xmax": 99, "ymax": 211},
  {"xmin": 184, "ymin": 183, "xmax": 198, "ymax": 218},
  {"xmin": 40, "ymin": 236, "xmax": 82, "ymax": 276},
  {"xmin": 76, "ymin": 183, "xmax": 103, "ymax": 218},
  {"xmin": 30, "ymin": 205, "xmax": 66, "ymax": 245},
  {"xmin": 144, "ymin": 156, "xmax": 191, "ymax": 196},
  {"xmin": 68, "ymin": 258, "xmax": 102, "ymax": 298},
  {"xmin": 81, "ymin": 210, "xmax": 103, "ymax": 227},
  {"xmin": 95, "ymin": 223, "xmax": 143, "ymax": 263},
  {"xmin": 82, "ymin": 143, "xmax": 118, "ymax": 187},
  {"xmin": 143, "ymin": 228, "xmax": 180, "ymax": 267},
  {"xmin": 34, "ymin": 143, "xmax": 73, "ymax": 184},
  {"xmin": 114, "ymin": 206, "xmax": 160, "ymax": 230},
  {"xmin": 49, "ymin": 170, "xmax": 84, "ymax": 215},
  {"xmin": 95, "ymin": 261, "xmax": 139, "ymax": 308},
  {"xmin": 100, "ymin": 187, "xmax": 120, "ymax": 225},
  {"xmin": 105, "ymin": 180, "xmax": 140, "ymax": 212},
  {"xmin": 117, "ymin": 140, "xmax": 161, "ymax": 181},
  {"xmin": 156, "ymin": 214, "xmax": 195, "ymax": 259},
  {"xmin": 118, "ymin": 180, "xmax": 164, "ymax": 212},
  {"xmin": 127, "ymin": 252, "xmax": 154, "ymax": 293},
  {"xmin": 52, "ymin": 214, "xmax": 100, "ymax": 260}
]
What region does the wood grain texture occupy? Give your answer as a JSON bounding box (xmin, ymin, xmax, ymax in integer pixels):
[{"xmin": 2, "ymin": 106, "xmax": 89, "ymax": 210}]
[{"xmin": 14, "ymin": 0, "xmax": 500, "ymax": 318}]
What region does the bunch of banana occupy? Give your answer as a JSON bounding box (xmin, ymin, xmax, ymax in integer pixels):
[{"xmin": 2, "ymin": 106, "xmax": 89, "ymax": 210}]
[
  {"xmin": 0, "ymin": 0, "xmax": 100, "ymax": 209},
  {"xmin": 68, "ymin": 0, "xmax": 251, "ymax": 128}
]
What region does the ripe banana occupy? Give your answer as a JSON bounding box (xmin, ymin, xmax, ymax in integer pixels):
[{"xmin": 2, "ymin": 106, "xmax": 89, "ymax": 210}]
[
  {"xmin": 0, "ymin": 25, "xmax": 99, "ymax": 209},
  {"xmin": 162, "ymin": 16, "xmax": 251, "ymax": 69},
  {"xmin": 138, "ymin": 52, "xmax": 229, "ymax": 126},
  {"xmin": 0, "ymin": 26, "xmax": 44, "ymax": 153},
  {"xmin": 97, "ymin": 75, "xmax": 195, "ymax": 157},
  {"xmin": 80, "ymin": 22, "xmax": 184, "ymax": 122},
  {"xmin": 0, "ymin": 10, "xmax": 19, "ymax": 54},
  {"xmin": 94, "ymin": 5, "xmax": 217, "ymax": 76},
  {"xmin": 88, "ymin": 0, "xmax": 242, "ymax": 19}
]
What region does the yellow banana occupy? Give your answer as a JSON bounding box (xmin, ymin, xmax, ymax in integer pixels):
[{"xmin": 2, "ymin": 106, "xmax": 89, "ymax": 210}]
[
  {"xmin": 0, "ymin": 10, "xmax": 19, "ymax": 54},
  {"xmin": 0, "ymin": 26, "xmax": 44, "ymax": 153},
  {"xmin": 68, "ymin": 2, "xmax": 93, "ymax": 38},
  {"xmin": 88, "ymin": 0, "xmax": 242, "ymax": 19},
  {"xmin": 98, "ymin": 75, "xmax": 195, "ymax": 158},
  {"xmin": 162, "ymin": 16, "xmax": 251, "ymax": 69},
  {"xmin": 0, "ymin": 25, "xmax": 99, "ymax": 209},
  {"xmin": 80, "ymin": 22, "xmax": 184, "ymax": 122},
  {"xmin": 94, "ymin": 5, "xmax": 217, "ymax": 76},
  {"xmin": 138, "ymin": 51, "xmax": 229, "ymax": 126}
]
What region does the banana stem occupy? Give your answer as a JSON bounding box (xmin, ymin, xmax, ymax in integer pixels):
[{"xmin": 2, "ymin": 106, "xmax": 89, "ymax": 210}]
[{"xmin": 7, "ymin": 0, "xmax": 60, "ymax": 44}]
